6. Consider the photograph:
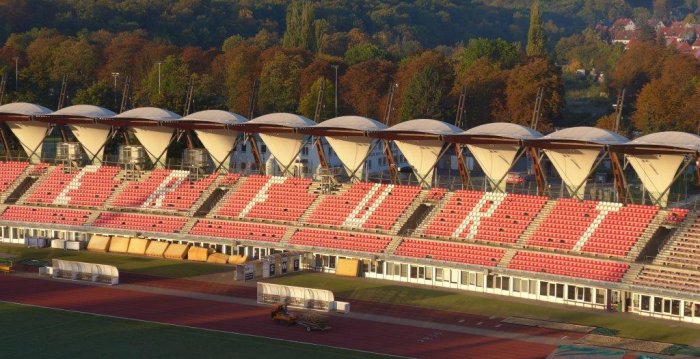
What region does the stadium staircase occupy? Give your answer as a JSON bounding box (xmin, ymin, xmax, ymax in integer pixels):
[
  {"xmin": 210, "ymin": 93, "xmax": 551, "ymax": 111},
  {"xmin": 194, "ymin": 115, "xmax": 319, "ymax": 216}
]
[
  {"xmin": 84, "ymin": 209, "xmax": 103, "ymax": 226},
  {"xmin": 187, "ymin": 174, "xmax": 226, "ymax": 216},
  {"xmin": 621, "ymin": 263, "xmax": 644, "ymax": 284},
  {"xmin": 180, "ymin": 217, "xmax": 200, "ymax": 234},
  {"xmin": 412, "ymin": 191, "xmax": 454, "ymax": 237},
  {"xmin": 278, "ymin": 226, "xmax": 299, "ymax": 245},
  {"xmin": 103, "ymin": 170, "xmax": 151, "ymax": 209},
  {"xmin": 1, "ymin": 163, "xmax": 35, "ymax": 203},
  {"xmin": 209, "ymin": 175, "xmax": 248, "ymax": 218},
  {"xmin": 652, "ymin": 211, "xmax": 700, "ymax": 270},
  {"xmin": 383, "ymin": 236, "xmax": 404, "ymax": 255},
  {"xmin": 496, "ymin": 248, "xmax": 519, "ymax": 268},
  {"xmin": 514, "ymin": 199, "xmax": 556, "ymax": 248},
  {"xmin": 389, "ymin": 189, "xmax": 431, "ymax": 235},
  {"xmin": 16, "ymin": 164, "xmax": 57, "ymax": 205},
  {"xmin": 624, "ymin": 209, "xmax": 668, "ymax": 261},
  {"xmin": 297, "ymin": 183, "xmax": 330, "ymax": 224}
]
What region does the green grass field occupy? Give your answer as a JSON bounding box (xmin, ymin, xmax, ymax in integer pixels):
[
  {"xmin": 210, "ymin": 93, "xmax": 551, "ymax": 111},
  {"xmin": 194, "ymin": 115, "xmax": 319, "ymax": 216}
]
[
  {"xmin": 0, "ymin": 302, "xmax": 386, "ymax": 359},
  {"xmin": 267, "ymin": 272, "xmax": 700, "ymax": 346},
  {"xmin": 0, "ymin": 245, "xmax": 233, "ymax": 278}
]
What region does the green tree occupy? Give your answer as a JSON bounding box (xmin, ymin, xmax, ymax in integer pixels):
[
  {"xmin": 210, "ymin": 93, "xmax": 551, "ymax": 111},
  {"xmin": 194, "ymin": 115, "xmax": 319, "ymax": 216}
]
[
  {"xmin": 459, "ymin": 38, "xmax": 521, "ymax": 72},
  {"xmin": 344, "ymin": 42, "xmax": 385, "ymax": 65},
  {"xmin": 136, "ymin": 55, "xmax": 190, "ymax": 111},
  {"xmin": 526, "ymin": 0, "xmax": 546, "ymax": 57},
  {"xmin": 453, "ymin": 58, "xmax": 508, "ymax": 128},
  {"xmin": 73, "ymin": 80, "xmax": 118, "ymax": 111},
  {"xmin": 398, "ymin": 65, "xmax": 448, "ymax": 122},
  {"xmin": 297, "ymin": 77, "xmax": 334, "ymax": 120},
  {"xmin": 257, "ymin": 52, "xmax": 305, "ymax": 113},
  {"xmin": 222, "ymin": 35, "xmax": 245, "ymax": 52},
  {"xmin": 282, "ymin": 0, "xmax": 316, "ymax": 52}
]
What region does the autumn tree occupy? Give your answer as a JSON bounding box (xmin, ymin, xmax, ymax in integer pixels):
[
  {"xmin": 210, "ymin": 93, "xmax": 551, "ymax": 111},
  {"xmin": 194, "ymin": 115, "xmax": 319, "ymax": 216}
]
[
  {"xmin": 632, "ymin": 54, "xmax": 700, "ymax": 134},
  {"xmin": 297, "ymin": 77, "xmax": 334, "ymax": 120},
  {"xmin": 299, "ymin": 55, "xmax": 338, "ymax": 99},
  {"xmin": 452, "ymin": 58, "xmax": 508, "ymax": 128},
  {"xmin": 503, "ymin": 57, "xmax": 564, "ymax": 131},
  {"xmin": 257, "ymin": 51, "xmax": 305, "ymax": 113},
  {"xmin": 393, "ymin": 51, "xmax": 453, "ymax": 124},
  {"xmin": 211, "ymin": 44, "xmax": 261, "ymax": 115},
  {"xmin": 609, "ymin": 42, "xmax": 670, "ymax": 104},
  {"xmin": 526, "ymin": 0, "xmax": 546, "ymax": 57},
  {"xmin": 340, "ymin": 59, "xmax": 396, "ymax": 120}
]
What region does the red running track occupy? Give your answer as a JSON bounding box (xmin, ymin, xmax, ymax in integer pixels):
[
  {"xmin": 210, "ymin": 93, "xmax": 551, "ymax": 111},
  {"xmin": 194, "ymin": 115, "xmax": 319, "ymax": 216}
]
[{"xmin": 0, "ymin": 275, "xmax": 558, "ymax": 358}]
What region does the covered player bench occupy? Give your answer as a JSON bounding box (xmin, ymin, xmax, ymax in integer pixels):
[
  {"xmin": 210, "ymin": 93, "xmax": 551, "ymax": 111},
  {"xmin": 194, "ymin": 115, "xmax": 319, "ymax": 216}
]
[{"xmin": 49, "ymin": 258, "xmax": 119, "ymax": 285}]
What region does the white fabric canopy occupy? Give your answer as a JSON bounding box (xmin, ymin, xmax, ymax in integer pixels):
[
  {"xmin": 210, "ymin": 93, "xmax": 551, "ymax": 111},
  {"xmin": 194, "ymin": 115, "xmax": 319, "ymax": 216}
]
[
  {"xmin": 544, "ymin": 148, "xmax": 601, "ymax": 200},
  {"xmin": 69, "ymin": 123, "xmax": 111, "ymax": 163},
  {"xmin": 627, "ymin": 153, "xmax": 685, "ymax": 207},
  {"xmin": 132, "ymin": 127, "xmax": 175, "ymax": 168},
  {"xmin": 259, "ymin": 132, "xmax": 306, "ymax": 176},
  {"xmin": 195, "ymin": 129, "xmax": 238, "ymax": 171},
  {"xmin": 7, "ymin": 120, "xmax": 49, "ymax": 163},
  {"xmin": 394, "ymin": 139, "xmax": 444, "ymax": 187},
  {"xmin": 467, "ymin": 143, "xmax": 520, "ymax": 192},
  {"xmin": 326, "ymin": 136, "xmax": 374, "ymax": 180}
]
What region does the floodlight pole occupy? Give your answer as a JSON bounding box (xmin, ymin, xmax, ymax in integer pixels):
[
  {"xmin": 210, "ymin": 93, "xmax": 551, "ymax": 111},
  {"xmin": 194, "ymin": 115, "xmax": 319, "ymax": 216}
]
[
  {"xmin": 111, "ymin": 72, "xmax": 120, "ymax": 103},
  {"xmin": 157, "ymin": 62, "xmax": 162, "ymax": 94},
  {"xmin": 13, "ymin": 57, "xmax": 18, "ymax": 91},
  {"xmin": 331, "ymin": 64, "xmax": 339, "ymax": 117}
]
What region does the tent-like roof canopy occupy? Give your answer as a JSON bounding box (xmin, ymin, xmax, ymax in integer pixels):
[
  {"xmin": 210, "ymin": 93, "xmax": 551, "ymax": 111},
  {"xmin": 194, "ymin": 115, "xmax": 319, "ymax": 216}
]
[
  {"xmin": 0, "ymin": 102, "xmax": 52, "ymax": 117},
  {"xmin": 37, "ymin": 104, "xmax": 116, "ymax": 124},
  {"xmin": 525, "ymin": 126, "xmax": 628, "ymax": 149},
  {"xmin": 445, "ymin": 122, "xmax": 543, "ymax": 144},
  {"xmin": 168, "ymin": 110, "xmax": 248, "ymax": 129},
  {"xmin": 611, "ymin": 131, "xmax": 700, "ymax": 154},
  {"xmin": 110, "ymin": 107, "xmax": 181, "ymax": 126},
  {"xmin": 369, "ymin": 119, "xmax": 462, "ymax": 140},
  {"xmin": 299, "ymin": 116, "xmax": 386, "ymax": 136},
  {"xmin": 234, "ymin": 113, "xmax": 316, "ymax": 133}
]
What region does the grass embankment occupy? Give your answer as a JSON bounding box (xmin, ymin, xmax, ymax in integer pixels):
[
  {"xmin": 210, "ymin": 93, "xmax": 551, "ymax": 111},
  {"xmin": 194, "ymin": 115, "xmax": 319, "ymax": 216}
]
[
  {"xmin": 0, "ymin": 245, "xmax": 233, "ymax": 278},
  {"xmin": 268, "ymin": 272, "xmax": 700, "ymax": 346},
  {"xmin": 0, "ymin": 302, "xmax": 384, "ymax": 359}
]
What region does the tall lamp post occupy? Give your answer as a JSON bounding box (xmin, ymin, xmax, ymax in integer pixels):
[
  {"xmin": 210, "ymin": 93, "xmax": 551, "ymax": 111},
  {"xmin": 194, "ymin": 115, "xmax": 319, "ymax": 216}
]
[
  {"xmin": 331, "ymin": 64, "xmax": 339, "ymax": 117},
  {"xmin": 13, "ymin": 57, "xmax": 19, "ymax": 91},
  {"xmin": 111, "ymin": 72, "xmax": 120, "ymax": 103},
  {"xmin": 157, "ymin": 62, "xmax": 162, "ymax": 94}
]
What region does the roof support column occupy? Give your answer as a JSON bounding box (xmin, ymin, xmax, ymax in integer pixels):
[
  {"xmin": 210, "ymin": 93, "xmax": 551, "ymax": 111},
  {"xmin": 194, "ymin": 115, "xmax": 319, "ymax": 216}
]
[
  {"xmin": 413, "ymin": 143, "xmax": 451, "ymax": 189},
  {"xmin": 0, "ymin": 125, "xmax": 12, "ymax": 161},
  {"xmin": 528, "ymin": 147, "xmax": 545, "ymax": 196},
  {"xmin": 247, "ymin": 134, "xmax": 264, "ymax": 175},
  {"xmin": 383, "ymin": 140, "xmax": 399, "ymax": 184},
  {"xmin": 610, "ymin": 150, "xmax": 627, "ymax": 204},
  {"xmin": 455, "ymin": 144, "xmax": 471, "ymax": 190},
  {"xmin": 314, "ymin": 136, "xmax": 328, "ymax": 170}
]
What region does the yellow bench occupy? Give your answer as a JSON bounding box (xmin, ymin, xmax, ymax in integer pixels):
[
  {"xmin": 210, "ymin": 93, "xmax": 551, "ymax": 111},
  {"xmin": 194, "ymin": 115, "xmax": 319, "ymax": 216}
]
[{"xmin": 0, "ymin": 264, "xmax": 13, "ymax": 274}]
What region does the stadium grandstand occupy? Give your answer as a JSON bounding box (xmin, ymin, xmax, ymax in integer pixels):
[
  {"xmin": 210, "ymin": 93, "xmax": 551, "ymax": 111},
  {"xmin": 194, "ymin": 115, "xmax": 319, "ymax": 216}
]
[{"xmin": 0, "ymin": 101, "xmax": 700, "ymax": 325}]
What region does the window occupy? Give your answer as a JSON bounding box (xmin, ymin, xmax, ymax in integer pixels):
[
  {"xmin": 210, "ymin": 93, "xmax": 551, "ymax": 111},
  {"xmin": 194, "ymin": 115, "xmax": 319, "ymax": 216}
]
[
  {"xmin": 261, "ymin": 145, "xmax": 267, "ymax": 153},
  {"xmin": 540, "ymin": 281, "xmax": 548, "ymax": 296},
  {"xmin": 328, "ymin": 256, "xmax": 336, "ymax": 269},
  {"xmin": 528, "ymin": 280, "xmax": 536, "ymax": 294},
  {"xmin": 386, "ymin": 262, "xmax": 394, "ymax": 276},
  {"xmin": 641, "ymin": 295, "xmax": 650, "ymax": 311},
  {"xmin": 654, "ymin": 297, "xmax": 662, "ymax": 313},
  {"xmin": 410, "ymin": 266, "xmax": 418, "ymax": 279},
  {"xmin": 513, "ymin": 278, "xmax": 521, "ymax": 292},
  {"xmin": 461, "ymin": 271, "xmax": 469, "ymax": 285},
  {"xmin": 685, "ymin": 302, "xmax": 693, "ymax": 317},
  {"xmin": 568, "ymin": 285, "xmax": 576, "ymax": 300},
  {"xmin": 476, "ymin": 273, "xmax": 484, "ymax": 288},
  {"xmin": 501, "ymin": 276, "xmax": 510, "ymax": 291},
  {"xmin": 596, "ymin": 289, "xmax": 605, "ymax": 304},
  {"xmin": 425, "ymin": 266, "xmax": 432, "ymax": 280},
  {"xmin": 487, "ymin": 274, "xmax": 495, "ymax": 289},
  {"xmin": 556, "ymin": 284, "xmax": 565, "ymax": 299},
  {"xmin": 241, "ymin": 144, "xmax": 247, "ymax": 152},
  {"xmin": 671, "ymin": 300, "xmax": 680, "ymax": 316},
  {"xmin": 468, "ymin": 272, "xmax": 476, "ymax": 286}
]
